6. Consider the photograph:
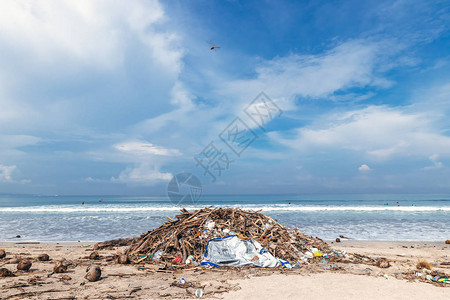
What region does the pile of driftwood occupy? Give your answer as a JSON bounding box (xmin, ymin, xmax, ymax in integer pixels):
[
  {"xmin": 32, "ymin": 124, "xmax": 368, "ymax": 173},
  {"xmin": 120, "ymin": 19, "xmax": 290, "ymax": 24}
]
[{"xmin": 125, "ymin": 207, "xmax": 331, "ymax": 264}]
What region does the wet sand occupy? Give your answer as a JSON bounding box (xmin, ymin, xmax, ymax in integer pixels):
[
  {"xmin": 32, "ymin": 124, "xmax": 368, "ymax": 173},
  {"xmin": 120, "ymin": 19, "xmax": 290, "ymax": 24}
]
[{"xmin": 0, "ymin": 240, "xmax": 448, "ymax": 299}]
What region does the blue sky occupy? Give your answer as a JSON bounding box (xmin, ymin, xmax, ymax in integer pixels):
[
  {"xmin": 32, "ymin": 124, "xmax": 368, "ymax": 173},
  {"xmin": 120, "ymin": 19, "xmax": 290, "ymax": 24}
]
[{"xmin": 0, "ymin": 0, "xmax": 450, "ymax": 195}]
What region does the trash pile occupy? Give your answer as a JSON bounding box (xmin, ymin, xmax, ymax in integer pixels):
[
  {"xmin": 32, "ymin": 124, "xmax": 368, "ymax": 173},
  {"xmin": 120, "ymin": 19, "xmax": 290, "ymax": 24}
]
[{"xmin": 125, "ymin": 207, "xmax": 375, "ymax": 267}]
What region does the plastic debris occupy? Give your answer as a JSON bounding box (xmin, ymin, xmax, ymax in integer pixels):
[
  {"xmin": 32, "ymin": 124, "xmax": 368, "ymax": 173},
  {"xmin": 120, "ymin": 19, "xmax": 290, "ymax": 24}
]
[
  {"xmin": 152, "ymin": 250, "xmax": 163, "ymax": 261},
  {"xmin": 173, "ymin": 255, "xmax": 182, "ymax": 264},
  {"xmin": 195, "ymin": 288, "xmax": 203, "ymax": 298},
  {"xmin": 205, "ymin": 220, "xmax": 215, "ymax": 231},
  {"xmin": 186, "ymin": 255, "xmax": 199, "ymax": 266}
]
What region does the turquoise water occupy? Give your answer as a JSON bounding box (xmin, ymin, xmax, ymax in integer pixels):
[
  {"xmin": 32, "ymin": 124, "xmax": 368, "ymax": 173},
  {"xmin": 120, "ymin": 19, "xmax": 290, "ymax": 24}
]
[{"xmin": 0, "ymin": 194, "xmax": 449, "ymax": 241}]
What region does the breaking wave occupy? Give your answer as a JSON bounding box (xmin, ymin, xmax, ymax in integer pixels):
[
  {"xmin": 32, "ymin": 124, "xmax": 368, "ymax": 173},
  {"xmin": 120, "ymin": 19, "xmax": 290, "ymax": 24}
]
[{"xmin": 1, "ymin": 204, "xmax": 449, "ymax": 213}]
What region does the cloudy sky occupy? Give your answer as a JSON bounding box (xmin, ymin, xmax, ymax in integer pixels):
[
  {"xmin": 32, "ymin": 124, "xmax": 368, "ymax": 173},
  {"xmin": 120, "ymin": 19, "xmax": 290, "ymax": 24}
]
[{"xmin": 0, "ymin": 0, "xmax": 449, "ymax": 195}]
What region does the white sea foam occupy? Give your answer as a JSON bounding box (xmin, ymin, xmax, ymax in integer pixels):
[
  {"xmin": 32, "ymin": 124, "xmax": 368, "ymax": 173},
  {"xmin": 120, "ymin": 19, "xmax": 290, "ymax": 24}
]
[{"xmin": 0, "ymin": 204, "xmax": 449, "ymax": 213}]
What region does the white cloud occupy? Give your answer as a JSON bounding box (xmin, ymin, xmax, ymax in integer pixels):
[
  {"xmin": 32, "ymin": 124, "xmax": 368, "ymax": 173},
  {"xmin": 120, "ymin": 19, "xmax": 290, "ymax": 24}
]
[
  {"xmin": 220, "ymin": 39, "xmax": 400, "ymax": 114},
  {"xmin": 0, "ymin": 134, "xmax": 42, "ymax": 158},
  {"xmin": 107, "ymin": 140, "xmax": 180, "ymax": 185},
  {"xmin": 0, "ymin": 0, "xmax": 186, "ymax": 190},
  {"xmin": 84, "ymin": 176, "xmax": 109, "ymax": 183},
  {"xmin": 0, "ymin": 0, "xmax": 179, "ymax": 70},
  {"xmin": 270, "ymin": 105, "xmax": 450, "ymax": 160},
  {"xmin": 111, "ymin": 163, "xmax": 172, "ymax": 185},
  {"xmin": 86, "ymin": 140, "xmax": 180, "ymax": 185},
  {"xmin": 134, "ymin": 39, "xmax": 399, "ymax": 150},
  {"xmin": 133, "ymin": 81, "xmax": 199, "ymax": 136},
  {"xmin": 115, "ymin": 141, "xmax": 182, "ymax": 157},
  {"xmin": 0, "ymin": 164, "xmax": 16, "ymax": 182},
  {"xmin": 0, "ymin": 134, "xmax": 41, "ymax": 149},
  {"xmin": 0, "ymin": 0, "xmax": 184, "ymax": 133},
  {"xmin": 358, "ymin": 164, "xmax": 372, "ymax": 172},
  {"xmin": 423, "ymin": 154, "xmax": 444, "ymax": 170},
  {"xmin": 0, "ymin": 164, "xmax": 29, "ymax": 183}
]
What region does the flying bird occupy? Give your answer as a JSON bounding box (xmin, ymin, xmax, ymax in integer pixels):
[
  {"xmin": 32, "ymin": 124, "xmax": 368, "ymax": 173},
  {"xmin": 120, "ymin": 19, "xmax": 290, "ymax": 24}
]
[{"xmin": 208, "ymin": 40, "xmax": 221, "ymax": 51}]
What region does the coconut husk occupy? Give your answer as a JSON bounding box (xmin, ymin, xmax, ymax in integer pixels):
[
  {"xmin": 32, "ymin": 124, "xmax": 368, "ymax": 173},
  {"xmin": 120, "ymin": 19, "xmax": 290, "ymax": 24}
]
[
  {"xmin": 17, "ymin": 259, "xmax": 32, "ymax": 271},
  {"xmin": 85, "ymin": 265, "xmax": 101, "ymax": 282},
  {"xmin": 53, "ymin": 261, "xmax": 68, "ymax": 273},
  {"xmin": 37, "ymin": 254, "xmax": 50, "ymax": 261},
  {"xmin": 116, "ymin": 254, "xmax": 130, "ymax": 264},
  {"xmin": 89, "ymin": 251, "xmax": 100, "ymax": 260},
  {"xmin": 376, "ymin": 257, "xmax": 390, "ymax": 268},
  {"xmin": 0, "ymin": 268, "xmax": 15, "ymax": 277}
]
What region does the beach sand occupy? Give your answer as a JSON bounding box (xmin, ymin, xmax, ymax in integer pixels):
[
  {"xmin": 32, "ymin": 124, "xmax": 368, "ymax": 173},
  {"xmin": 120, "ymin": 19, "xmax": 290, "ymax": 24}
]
[{"xmin": 0, "ymin": 240, "xmax": 448, "ymax": 299}]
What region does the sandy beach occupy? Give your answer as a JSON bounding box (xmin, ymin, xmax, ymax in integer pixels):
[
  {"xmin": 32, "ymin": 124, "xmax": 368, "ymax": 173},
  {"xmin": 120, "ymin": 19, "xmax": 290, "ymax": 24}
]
[{"xmin": 0, "ymin": 240, "xmax": 448, "ymax": 299}]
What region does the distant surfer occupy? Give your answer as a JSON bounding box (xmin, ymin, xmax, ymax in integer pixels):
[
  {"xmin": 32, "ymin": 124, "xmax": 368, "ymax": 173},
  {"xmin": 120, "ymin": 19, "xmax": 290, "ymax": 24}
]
[
  {"xmin": 99, "ymin": 199, "xmax": 103, "ymax": 203},
  {"xmin": 81, "ymin": 202, "xmax": 85, "ymax": 205}
]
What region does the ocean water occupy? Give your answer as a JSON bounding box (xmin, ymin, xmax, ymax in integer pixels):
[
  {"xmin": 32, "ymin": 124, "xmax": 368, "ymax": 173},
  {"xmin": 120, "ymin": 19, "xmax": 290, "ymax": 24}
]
[{"xmin": 0, "ymin": 194, "xmax": 449, "ymax": 242}]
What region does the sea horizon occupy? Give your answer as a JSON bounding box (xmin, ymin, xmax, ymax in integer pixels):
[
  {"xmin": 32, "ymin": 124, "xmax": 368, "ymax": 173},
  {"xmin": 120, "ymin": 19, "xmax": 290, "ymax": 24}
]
[{"xmin": 1, "ymin": 193, "xmax": 448, "ymax": 242}]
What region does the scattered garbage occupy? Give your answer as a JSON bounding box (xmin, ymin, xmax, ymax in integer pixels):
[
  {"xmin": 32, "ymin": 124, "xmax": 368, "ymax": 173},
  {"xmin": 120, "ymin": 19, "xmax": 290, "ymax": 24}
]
[
  {"xmin": 173, "ymin": 255, "xmax": 182, "ymax": 264},
  {"xmin": 100, "ymin": 207, "xmax": 386, "ymax": 271},
  {"xmin": 0, "ymin": 249, "xmax": 6, "ymax": 259},
  {"xmin": 186, "ymin": 255, "xmax": 199, "ymax": 266},
  {"xmin": 126, "ymin": 207, "xmax": 333, "ymax": 265},
  {"xmin": 410, "ymin": 268, "xmax": 450, "ymax": 285},
  {"xmin": 202, "ymin": 235, "xmax": 280, "ymax": 267},
  {"xmin": 445, "ymin": 240, "xmax": 450, "ymax": 244},
  {"xmin": 205, "ymin": 220, "xmax": 215, "ymax": 231},
  {"xmin": 152, "ymin": 250, "xmax": 163, "ymax": 261},
  {"xmin": 311, "ymin": 248, "xmax": 323, "ymax": 257},
  {"xmin": 195, "ymin": 288, "xmax": 203, "ymax": 298},
  {"xmin": 179, "ymin": 277, "xmax": 186, "ymax": 285}
]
